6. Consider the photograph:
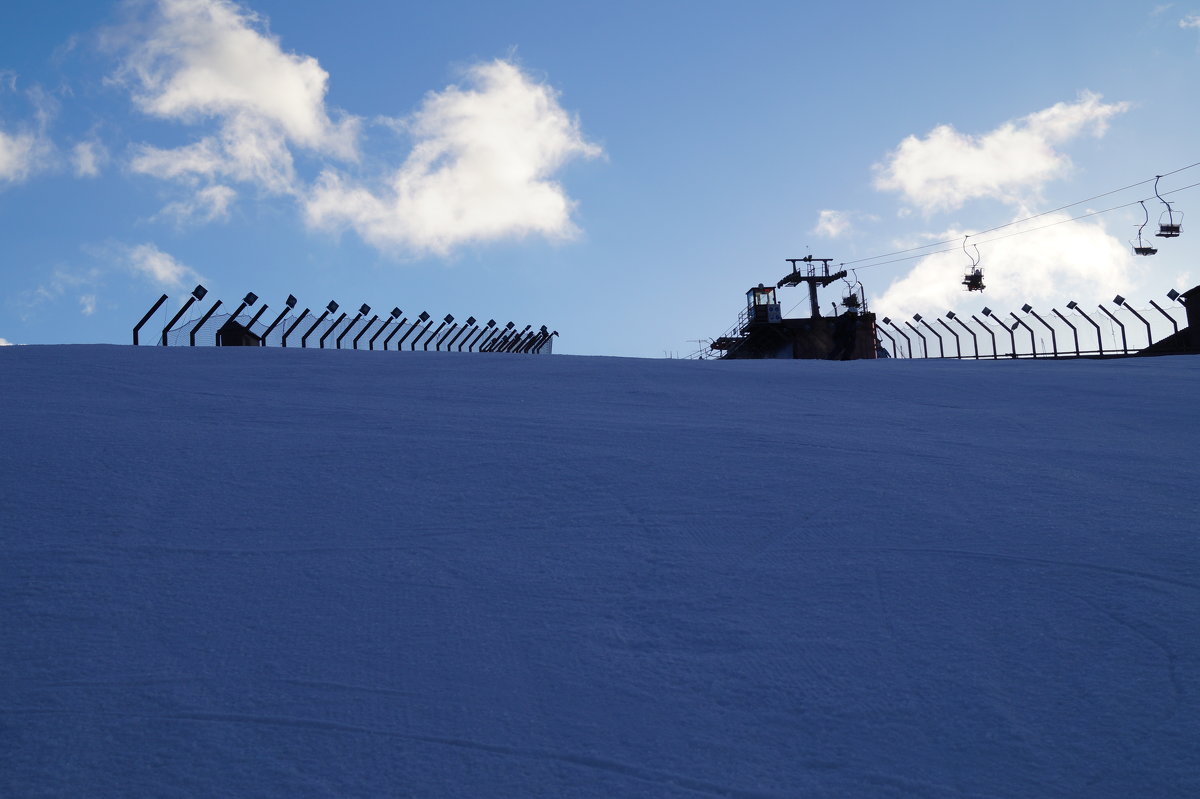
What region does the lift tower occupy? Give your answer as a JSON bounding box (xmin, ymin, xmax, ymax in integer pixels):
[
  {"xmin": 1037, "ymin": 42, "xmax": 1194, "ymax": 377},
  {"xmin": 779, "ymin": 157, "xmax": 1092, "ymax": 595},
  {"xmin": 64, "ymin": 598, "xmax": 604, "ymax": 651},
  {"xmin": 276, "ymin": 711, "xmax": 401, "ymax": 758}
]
[{"xmin": 777, "ymin": 256, "xmax": 848, "ymax": 318}]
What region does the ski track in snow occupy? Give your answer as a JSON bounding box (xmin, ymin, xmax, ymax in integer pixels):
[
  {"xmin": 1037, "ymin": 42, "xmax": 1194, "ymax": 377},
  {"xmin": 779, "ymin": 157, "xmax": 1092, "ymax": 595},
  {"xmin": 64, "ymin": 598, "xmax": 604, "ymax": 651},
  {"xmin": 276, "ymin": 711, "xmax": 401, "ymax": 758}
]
[{"xmin": 2, "ymin": 345, "xmax": 1198, "ymax": 797}]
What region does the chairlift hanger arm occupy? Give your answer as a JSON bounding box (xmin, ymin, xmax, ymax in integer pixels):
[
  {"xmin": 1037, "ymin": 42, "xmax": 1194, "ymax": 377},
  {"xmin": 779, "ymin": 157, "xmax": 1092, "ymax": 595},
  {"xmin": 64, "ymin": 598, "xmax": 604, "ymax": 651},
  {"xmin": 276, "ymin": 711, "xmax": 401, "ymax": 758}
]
[{"xmin": 777, "ymin": 268, "xmax": 847, "ymax": 288}]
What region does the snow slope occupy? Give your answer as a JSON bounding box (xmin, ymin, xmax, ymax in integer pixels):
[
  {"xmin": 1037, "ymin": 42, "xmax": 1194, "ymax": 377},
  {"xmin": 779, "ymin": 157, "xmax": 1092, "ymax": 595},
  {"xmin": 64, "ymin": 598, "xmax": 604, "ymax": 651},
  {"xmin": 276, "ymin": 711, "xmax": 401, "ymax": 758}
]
[{"xmin": 2, "ymin": 346, "xmax": 1198, "ymax": 797}]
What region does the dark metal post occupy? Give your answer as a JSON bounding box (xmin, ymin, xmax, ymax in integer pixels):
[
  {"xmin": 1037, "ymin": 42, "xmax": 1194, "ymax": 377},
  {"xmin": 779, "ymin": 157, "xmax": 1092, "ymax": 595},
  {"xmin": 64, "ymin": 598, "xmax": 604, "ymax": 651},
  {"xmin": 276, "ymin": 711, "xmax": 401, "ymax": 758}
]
[
  {"xmin": 436, "ymin": 320, "xmax": 460, "ymax": 351},
  {"xmin": 480, "ymin": 325, "xmax": 505, "ymax": 352},
  {"xmin": 424, "ymin": 315, "xmax": 453, "ymax": 351},
  {"xmin": 529, "ymin": 327, "xmax": 553, "ymax": 353},
  {"xmin": 216, "ymin": 292, "xmax": 257, "ymax": 347},
  {"xmin": 1148, "ymin": 300, "xmax": 1179, "ymax": 335},
  {"xmin": 1097, "ymin": 304, "xmax": 1127, "ymax": 354},
  {"xmin": 1066, "ymin": 302, "xmax": 1103, "ymax": 355},
  {"xmin": 456, "ymin": 324, "xmax": 479, "ymax": 351},
  {"xmin": 354, "ymin": 315, "xmax": 379, "ymax": 350},
  {"xmin": 970, "ymin": 315, "xmax": 999, "ymax": 359},
  {"xmin": 478, "ymin": 325, "xmax": 505, "ymax": 353},
  {"xmin": 226, "ymin": 293, "xmax": 259, "ymax": 329},
  {"xmin": 915, "ymin": 315, "xmax": 943, "ymax": 358},
  {"xmin": 189, "ymin": 300, "xmax": 223, "ymax": 346},
  {"xmin": 501, "ymin": 323, "xmax": 526, "ymax": 352},
  {"xmin": 502, "ymin": 325, "xmax": 532, "ymax": 353},
  {"xmin": 982, "ymin": 308, "xmax": 1016, "ymax": 357},
  {"xmin": 411, "ymin": 313, "xmax": 437, "ymax": 351},
  {"xmin": 1023, "ymin": 305, "xmax": 1057, "ymax": 357},
  {"xmin": 519, "ymin": 327, "xmax": 546, "ymax": 353},
  {"xmin": 447, "ymin": 316, "xmax": 475, "ymax": 351},
  {"xmin": 336, "ymin": 313, "xmax": 363, "ymax": 349},
  {"xmin": 320, "ymin": 312, "xmax": 347, "ymax": 349},
  {"xmin": 336, "ymin": 311, "xmax": 363, "ymax": 349},
  {"xmin": 487, "ymin": 322, "xmax": 517, "ymax": 352},
  {"xmin": 904, "ymin": 321, "xmax": 927, "ymax": 358},
  {"xmin": 509, "ymin": 327, "xmax": 535, "ymax": 354},
  {"xmin": 134, "ymin": 294, "xmax": 168, "ymax": 345},
  {"xmin": 936, "ymin": 318, "xmax": 961, "ymax": 358},
  {"xmin": 370, "ymin": 308, "xmax": 402, "ymax": 350},
  {"xmin": 161, "ymin": 285, "xmax": 208, "ymax": 346},
  {"xmin": 517, "ymin": 330, "xmax": 538, "ymax": 354},
  {"xmin": 302, "ymin": 302, "xmax": 338, "ymax": 349},
  {"xmin": 883, "ymin": 318, "xmax": 912, "ymax": 358},
  {"xmin": 281, "ymin": 308, "xmax": 310, "ymax": 348},
  {"xmin": 397, "ymin": 312, "xmax": 430, "ymax": 349},
  {"xmin": 247, "ymin": 304, "xmax": 269, "ymax": 331},
  {"xmin": 1051, "ymin": 308, "xmax": 1080, "ymax": 356},
  {"xmin": 384, "ymin": 315, "xmax": 409, "ymax": 350},
  {"xmin": 337, "ymin": 304, "xmax": 370, "ymax": 349},
  {"xmin": 947, "ymin": 312, "xmax": 978, "ymax": 359},
  {"xmin": 534, "ymin": 330, "xmax": 558, "ymax": 353},
  {"xmin": 467, "ymin": 320, "xmax": 495, "ymax": 352},
  {"xmin": 162, "ymin": 297, "xmax": 197, "ymax": 346},
  {"xmin": 875, "ymin": 323, "xmax": 897, "ymax": 357},
  {"xmin": 261, "ymin": 295, "xmax": 298, "ymax": 346},
  {"xmin": 1114, "ymin": 296, "xmax": 1153, "ymax": 349},
  {"xmin": 1009, "ymin": 313, "xmax": 1037, "ymax": 356}
]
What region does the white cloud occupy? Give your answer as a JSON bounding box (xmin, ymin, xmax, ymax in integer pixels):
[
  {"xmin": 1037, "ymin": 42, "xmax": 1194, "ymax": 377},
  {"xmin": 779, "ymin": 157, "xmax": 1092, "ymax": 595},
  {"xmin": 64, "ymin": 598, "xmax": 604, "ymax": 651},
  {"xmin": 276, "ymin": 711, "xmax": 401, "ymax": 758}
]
[
  {"xmin": 126, "ymin": 242, "xmax": 203, "ymax": 288},
  {"xmin": 155, "ymin": 183, "xmax": 237, "ymax": 224},
  {"xmin": 72, "ymin": 140, "xmax": 107, "ymax": 177},
  {"xmin": 874, "ymin": 92, "xmax": 1129, "ymax": 213},
  {"xmin": 305, "ymin": 59, "xmax": 601, "ymax": 255},
  {"xmin": 79, "ymin": 294, "xmax": 97, "ymax": 315},
  {"xmin": 24, "ymin": 267, "xmax": 105, "ymax": 317},
  {"xmin": 874, "ymin": 215, "xmax": 1134, "ymax": 320},
  {"xmin": 0, "ymin": 337, "xmax": 13, "ymax": 346},
  {"xmin": 0, "ymin": 73, "xmax": 55, "ymax": 184},
  {"xmin": 0, "ymin": 129, "xmax": 45, "ymax": 184},
  {"xmin": 813, "ymin": 209, "xmax": 852, "ymax": 238},
  {"xmin": 116, "ymin": 0, "xmax": 358, "ymax": 199},
  {"xmin": 1181, "ymin": 14, "xmax": 1200, "ymax": 27}
]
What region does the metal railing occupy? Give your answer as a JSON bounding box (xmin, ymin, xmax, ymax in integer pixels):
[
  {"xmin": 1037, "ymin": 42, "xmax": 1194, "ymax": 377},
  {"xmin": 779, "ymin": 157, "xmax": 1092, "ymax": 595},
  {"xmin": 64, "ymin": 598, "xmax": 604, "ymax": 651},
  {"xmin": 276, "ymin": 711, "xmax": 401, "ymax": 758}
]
[
  {"xmin": 876, "ymin": 291, "xmax": 1190, "ymax": 360},
  {"xmin": 135, "ymin": 288, "xmax": 557, "ymax": 354}
]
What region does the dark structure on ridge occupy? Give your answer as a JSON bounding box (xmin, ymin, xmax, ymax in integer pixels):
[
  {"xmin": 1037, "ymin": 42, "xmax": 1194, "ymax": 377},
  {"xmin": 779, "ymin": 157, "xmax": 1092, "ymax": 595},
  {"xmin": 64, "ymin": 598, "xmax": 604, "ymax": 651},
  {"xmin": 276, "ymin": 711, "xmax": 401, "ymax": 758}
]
[{"xmin": 708, "ymin": 257, "xmax": 879, "ymax": 360}]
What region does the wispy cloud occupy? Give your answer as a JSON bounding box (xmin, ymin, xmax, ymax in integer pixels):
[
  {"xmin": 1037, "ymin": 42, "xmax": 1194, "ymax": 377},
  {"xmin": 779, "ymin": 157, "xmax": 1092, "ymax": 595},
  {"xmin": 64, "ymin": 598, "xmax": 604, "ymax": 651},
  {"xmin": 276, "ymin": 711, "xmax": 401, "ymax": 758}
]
[
  {"xmin": 1181, "ymin": 13, "xmax": 1200, "ymax": 27},
  {"xmin": 813, "ymin": 210, "xmax": 852, "ymax": 238},
  {"xmin": 126, "ymin": 242, "xmax": 204, "ymax": 288},
  {"xmin": 0, "ymin": 76, "xmax": 56, "ymax": 185},
  {"xmin": 305, "ymin": 59, "xmax": 601, "ymax": 255},
  {"xmin": 24, "ymin": 266, "xmax": 105, "ymax": 317},
  {"xmin": 0, "ymin": 337, "xmax": 14, "ymax": 346},
  {"xmin": 874, "ymin": 92, "xmax": 1129, "ymax": 214},
  {"xmin": 72, "ymin": 140, "xmax": 107, "ymax": 177},
  {"xmin": 154, "ymin": 183, "xmax": 236, "ymax": 225},
  {"xmin": 0, "ymin": 128, "xmax": 47, "ymax": 184}
]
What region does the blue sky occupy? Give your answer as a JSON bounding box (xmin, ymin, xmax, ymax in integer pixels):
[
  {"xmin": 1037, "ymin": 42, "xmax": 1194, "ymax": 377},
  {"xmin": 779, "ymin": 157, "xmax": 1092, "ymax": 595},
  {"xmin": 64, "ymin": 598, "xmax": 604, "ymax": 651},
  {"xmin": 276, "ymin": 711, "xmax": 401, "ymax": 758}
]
[{"xmin": 2, "ymin": 0, "xmax": 1198, "ymax": 356}]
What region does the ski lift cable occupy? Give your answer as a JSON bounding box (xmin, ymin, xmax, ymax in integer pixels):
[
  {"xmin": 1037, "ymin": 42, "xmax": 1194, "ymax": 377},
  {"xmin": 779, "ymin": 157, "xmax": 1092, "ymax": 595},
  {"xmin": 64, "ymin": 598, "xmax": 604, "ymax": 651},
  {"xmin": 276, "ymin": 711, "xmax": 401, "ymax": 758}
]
[
  {"xmin": 839, "ymin": 160, "xmax": 1200, "ymax": 268},
  {"xmin": 848, "ymin": 179, "xmax": 1200, "ymax": 272}
]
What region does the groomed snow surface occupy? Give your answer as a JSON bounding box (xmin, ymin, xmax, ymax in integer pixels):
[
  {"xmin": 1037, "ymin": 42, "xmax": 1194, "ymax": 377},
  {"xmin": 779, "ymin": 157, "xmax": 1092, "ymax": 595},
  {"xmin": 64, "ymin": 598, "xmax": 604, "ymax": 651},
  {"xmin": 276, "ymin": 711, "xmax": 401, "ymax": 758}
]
[{"xmin": 3, "ymin": 346, "xmax": 1198, "ymax": 798}]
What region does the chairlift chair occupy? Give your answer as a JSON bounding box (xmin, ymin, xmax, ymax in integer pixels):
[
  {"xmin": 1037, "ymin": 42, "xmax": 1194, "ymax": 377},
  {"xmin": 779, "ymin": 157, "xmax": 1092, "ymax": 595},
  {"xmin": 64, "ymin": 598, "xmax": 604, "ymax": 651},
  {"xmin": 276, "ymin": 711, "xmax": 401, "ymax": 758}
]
[
  {"xmin": 1132, "ymin": 200, "xmax": 1158, "ymax": 256},
  {"xmin": 961, "ymin": 237, "xmax": 985, "ymax": 292},
  {"xmin": 962, "ymin": 268, "xmax": 985, "ymax": 292},
  {"xmin": 1153, "ymin": 175, "xmax": 1183, "ymax": 238}
]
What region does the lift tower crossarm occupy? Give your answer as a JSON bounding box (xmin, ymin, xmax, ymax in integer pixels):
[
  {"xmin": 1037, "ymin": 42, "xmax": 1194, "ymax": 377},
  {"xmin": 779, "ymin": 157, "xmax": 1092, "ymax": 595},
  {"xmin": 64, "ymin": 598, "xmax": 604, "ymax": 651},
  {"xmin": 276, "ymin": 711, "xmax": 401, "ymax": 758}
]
[{"xmin": 777, "ymin": 257, "xmax": 846, "ymax": 318}]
